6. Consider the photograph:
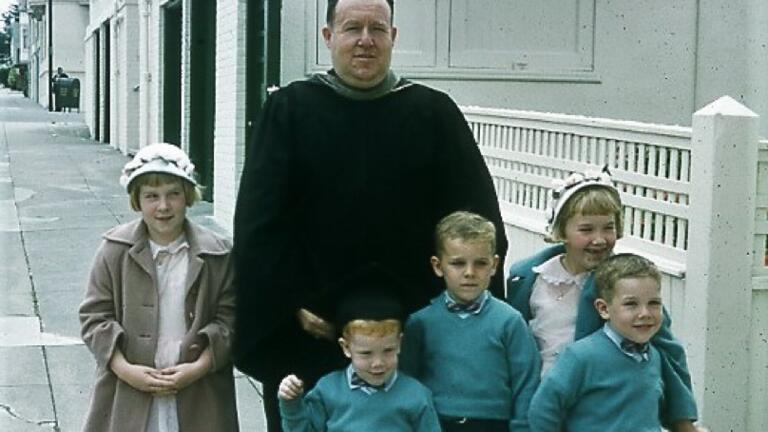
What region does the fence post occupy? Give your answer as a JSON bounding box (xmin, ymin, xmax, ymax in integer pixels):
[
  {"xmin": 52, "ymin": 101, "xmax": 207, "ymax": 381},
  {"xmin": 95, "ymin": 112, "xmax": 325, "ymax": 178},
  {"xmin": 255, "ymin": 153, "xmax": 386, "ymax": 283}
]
[{"xmin": 686, "ymin": 96, "xmax": 758, "ymax": 430}]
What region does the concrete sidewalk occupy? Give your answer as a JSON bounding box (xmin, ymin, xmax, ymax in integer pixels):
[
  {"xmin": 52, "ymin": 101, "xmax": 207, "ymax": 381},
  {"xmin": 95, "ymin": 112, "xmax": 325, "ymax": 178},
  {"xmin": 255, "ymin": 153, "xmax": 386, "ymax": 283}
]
[{"xmin": 0, "ymin": 89, "xmax": 266, "ymax": 431}]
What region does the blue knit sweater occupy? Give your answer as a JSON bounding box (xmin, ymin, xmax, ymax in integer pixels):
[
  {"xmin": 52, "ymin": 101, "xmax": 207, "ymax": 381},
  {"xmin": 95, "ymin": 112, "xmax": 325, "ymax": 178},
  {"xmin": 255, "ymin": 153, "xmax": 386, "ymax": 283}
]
[
  {"xmin": 529, "ymin": 329, "xmax": 663, "ymax": 431},
  {"xmin": 400, "ymin": 294, "xmax": 540, "ymax": 431},
  {"xmin": 278, "ymin": 369, "xmax": 440, "ymax": 432},
  {"xmin": 506, "ymin": 244, "xmax": 697, "ymax": 424}
]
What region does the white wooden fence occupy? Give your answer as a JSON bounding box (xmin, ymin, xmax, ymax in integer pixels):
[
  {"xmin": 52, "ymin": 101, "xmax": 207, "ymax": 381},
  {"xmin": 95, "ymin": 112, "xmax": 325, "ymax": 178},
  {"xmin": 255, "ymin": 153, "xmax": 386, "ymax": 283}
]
[{"xmin": 463, "ymin": 96, "xmax": 766, "ymax": 431}]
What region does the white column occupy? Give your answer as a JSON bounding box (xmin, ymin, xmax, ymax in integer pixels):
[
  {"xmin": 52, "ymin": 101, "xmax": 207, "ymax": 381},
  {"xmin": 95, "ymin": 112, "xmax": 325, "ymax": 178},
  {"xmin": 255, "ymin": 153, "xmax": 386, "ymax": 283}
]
[{"xmin": 686, "ymin": 95, "xmax": 758, "ymax": 430}]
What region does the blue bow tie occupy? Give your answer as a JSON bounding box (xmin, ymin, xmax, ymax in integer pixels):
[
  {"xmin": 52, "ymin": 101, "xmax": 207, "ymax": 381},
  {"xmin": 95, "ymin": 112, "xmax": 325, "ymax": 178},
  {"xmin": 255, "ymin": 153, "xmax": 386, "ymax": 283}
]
[
  {"xmin": 351, "ymin": 373, "xmax": 386, "ymax": 391},
  {"xmin": 446, "ymin": 301, "xmax": 482, "ymax": 313},
  {"xmin": 620, "ymin": 339, "xmax": 649, "ymax": 355}
]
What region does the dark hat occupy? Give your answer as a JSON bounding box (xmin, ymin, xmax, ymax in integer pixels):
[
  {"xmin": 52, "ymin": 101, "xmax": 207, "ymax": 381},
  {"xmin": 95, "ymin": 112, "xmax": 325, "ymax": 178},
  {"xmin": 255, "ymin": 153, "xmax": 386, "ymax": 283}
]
[{"xmin": 334, "ymin": 263, "xmax": 408, "ymax": 331}]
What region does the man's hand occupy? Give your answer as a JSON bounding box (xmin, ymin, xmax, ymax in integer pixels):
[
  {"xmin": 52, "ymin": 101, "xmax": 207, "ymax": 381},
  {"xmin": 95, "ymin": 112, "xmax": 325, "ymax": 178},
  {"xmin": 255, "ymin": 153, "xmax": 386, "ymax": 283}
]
[
  {"xmin": 278, "ymin": 374, "xmax": 305, "ymax": 401},
  {"xmin": 296, "ymin": 308, "xmax": 336, "ymax": 340}
]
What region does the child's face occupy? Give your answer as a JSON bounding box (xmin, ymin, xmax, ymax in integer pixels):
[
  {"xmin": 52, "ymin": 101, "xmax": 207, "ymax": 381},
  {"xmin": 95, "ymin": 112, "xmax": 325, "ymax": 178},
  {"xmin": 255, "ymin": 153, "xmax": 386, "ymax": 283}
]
[
  {"xmin": 431, "ymin": 238, "xmax": 499, "ymax": 304},
  {"xmin": 138, "ymin": 181, "xmax": 187, "ymax": 245},
  {"xmin": 562, "ymin": 212, "xmax": 617, "ymax": 274},
  {"xmin": 595, "ymin": 276, "xmax": 662, "ymax": 344},
  {"xmin": 339, "ymin": 331, "xmax": 401, "ymax": 386}
]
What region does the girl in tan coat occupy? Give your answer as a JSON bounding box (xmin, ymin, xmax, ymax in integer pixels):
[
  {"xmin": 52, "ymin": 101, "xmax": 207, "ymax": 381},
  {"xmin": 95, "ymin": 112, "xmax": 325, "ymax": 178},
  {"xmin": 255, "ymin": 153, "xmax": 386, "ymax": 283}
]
[{"xmin": 79, "ymin": 143, "xmax": 238, "ymax": 431}]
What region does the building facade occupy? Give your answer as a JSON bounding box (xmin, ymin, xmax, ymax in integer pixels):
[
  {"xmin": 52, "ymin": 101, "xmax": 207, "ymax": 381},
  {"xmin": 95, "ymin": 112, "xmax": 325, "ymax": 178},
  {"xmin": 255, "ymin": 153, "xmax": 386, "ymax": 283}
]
[
  {"xmin": 9, "ymin": 0, "xmax": 30, "ymax": 66},
  {"xmin": 27, "ymin": 0, "xmax": 88, "ymax": 109},
  {"xmin": 85, "ymin": 0, "xmax": 139, "ymax": 154},
  {"xmin": 82, "ymin": 0, "xmax": 768, "ymax": 235},
  {"xmin": 282, "ymin": 1, "xmax": 768, "ymax": 134},
  {"xmin": 85, "ymin": 0, "xmax": 275, "ymax": 233}
]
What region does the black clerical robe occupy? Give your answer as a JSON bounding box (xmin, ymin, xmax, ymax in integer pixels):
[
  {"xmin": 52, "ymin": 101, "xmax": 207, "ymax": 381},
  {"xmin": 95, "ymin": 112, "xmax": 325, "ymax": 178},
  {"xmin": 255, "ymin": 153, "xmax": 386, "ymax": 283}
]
[{"xmin": 233, "ymin": 77, "xmax": 508, "ymax": 382}]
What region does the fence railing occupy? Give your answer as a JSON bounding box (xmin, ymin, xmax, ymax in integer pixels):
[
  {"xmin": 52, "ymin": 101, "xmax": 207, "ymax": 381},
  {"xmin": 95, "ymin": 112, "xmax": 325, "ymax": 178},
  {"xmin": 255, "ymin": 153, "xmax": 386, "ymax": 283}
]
[
  {"xmin": 464, "ymin": 106, "xmax": 693, "ymax": 274},
  {"xmin": 462, "ymin": 98, "xmax": 765, "ymax": 431},
  {"xmin": 756, "ymin": 138, "xmax": 768, "ymax": 279}
]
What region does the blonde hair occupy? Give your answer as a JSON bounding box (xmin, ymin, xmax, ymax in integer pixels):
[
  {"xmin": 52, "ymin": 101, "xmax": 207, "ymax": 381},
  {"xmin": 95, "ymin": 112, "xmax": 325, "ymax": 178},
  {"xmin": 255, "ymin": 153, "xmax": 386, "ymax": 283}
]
[
  {"xmin": 435, "ymin": 211, "xmax": 496, "ymax": 256},
  {"xmin": 548, "ymin": 186, "xmax": 623, "ymax": 243},
  {"xmin": 594, "ymin": 253, "xmax": 661, "ymax": 302},
  {"xmin": 128, "ymin": 172, "xmax": 202, "ymax": 211},
  {"xmin": 342, "ymin": 319, "xmax": 401, "ymax": 339}
]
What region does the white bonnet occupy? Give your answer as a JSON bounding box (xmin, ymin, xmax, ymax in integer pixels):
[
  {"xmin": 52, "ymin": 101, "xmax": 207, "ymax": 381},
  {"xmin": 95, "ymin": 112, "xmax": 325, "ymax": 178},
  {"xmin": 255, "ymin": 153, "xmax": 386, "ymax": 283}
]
[
  {"xmin": 119, "ymin": 143, "xmax": 197, "ymax": 191},
  {"xmin": 545, "ymin": 166, "xmax": 619, "ymax": 234}
]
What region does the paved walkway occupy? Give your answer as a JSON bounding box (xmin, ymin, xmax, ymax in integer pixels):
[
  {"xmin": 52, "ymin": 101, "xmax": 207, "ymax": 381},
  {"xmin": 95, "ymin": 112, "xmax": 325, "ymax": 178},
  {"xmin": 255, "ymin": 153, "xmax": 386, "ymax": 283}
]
[{"xmin": 0, "ymin": 88, "xmax": 266, "ymax": 431}]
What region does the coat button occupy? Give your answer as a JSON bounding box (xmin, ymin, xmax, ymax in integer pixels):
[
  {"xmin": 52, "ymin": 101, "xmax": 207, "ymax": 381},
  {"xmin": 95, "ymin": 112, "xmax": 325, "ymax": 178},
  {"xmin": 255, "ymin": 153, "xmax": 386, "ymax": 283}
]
[{"xmin": 188, "ymin": 312, "xmax": 195, "ymax": 321}]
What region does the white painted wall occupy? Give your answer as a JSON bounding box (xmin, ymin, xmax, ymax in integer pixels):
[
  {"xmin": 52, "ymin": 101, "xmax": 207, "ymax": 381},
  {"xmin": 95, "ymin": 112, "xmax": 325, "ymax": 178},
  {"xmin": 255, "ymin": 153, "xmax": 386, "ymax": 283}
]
[
  {"xmin": 212, "ymin": 0, "xmax": 247, "ymax": 233},
  {"xmin": 281, "ymin": 0, "xmax": 768, "ymax": 136},
  {"xmin": 138, "ymin": 0, "xmax": 160, "ymax": 148},
  {"xmin": 83, "ymin": 33, "xmax": 94, "ymax": 131},
  {"xmin": 26, "ymin": 0, "xmax": 88, "ymax": 110},
  {"xmin": 27, "ymin": 16, "xmax": 41, "ymax": 102},
  {"xmin": 113, "ymin": 1, "xmax": 140, "ymax": 154},
  {"xmin": 51, "ymin": 2, "xmax": 88, "ymax": 80},
  {"xmin": 85, "ymin": 0, "xmax": 140, "ymax": 154}
]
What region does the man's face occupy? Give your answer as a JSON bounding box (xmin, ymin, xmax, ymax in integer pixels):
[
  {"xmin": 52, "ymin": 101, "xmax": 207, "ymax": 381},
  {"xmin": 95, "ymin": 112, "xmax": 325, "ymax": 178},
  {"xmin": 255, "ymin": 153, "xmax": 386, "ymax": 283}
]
[
  {"xmin": 322, "ymin": 0, "xmax": 397, "ymax": 89},
  {"xmin": 339, "ymin": 331, "xmax": 401, "ymax": 386}
]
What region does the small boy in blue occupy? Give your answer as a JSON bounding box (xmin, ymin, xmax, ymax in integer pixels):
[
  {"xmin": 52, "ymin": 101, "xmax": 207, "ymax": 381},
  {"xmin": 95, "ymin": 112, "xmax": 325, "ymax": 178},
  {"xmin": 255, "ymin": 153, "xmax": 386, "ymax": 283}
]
[
  {"xmin": 277, "ymin": 267, "xmax": 441, "ymax": 432},
  {"xmin": 507, "ymin": 169, "xmax": 700, "ymax": 431},
  {"xmin": 400, "ymin": 211, "xmax": 541, "ymax": 432},
  {"xmin": 529, "ymin": 253, "xmax": 672, "ymax": 431}
]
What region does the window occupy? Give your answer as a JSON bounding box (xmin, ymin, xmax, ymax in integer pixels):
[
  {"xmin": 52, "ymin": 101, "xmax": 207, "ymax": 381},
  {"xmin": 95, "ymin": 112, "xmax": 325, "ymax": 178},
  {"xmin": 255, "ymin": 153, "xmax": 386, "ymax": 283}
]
[{"xmin": 308, "ymin": 0, "xmax": 597, "ymax": 82}]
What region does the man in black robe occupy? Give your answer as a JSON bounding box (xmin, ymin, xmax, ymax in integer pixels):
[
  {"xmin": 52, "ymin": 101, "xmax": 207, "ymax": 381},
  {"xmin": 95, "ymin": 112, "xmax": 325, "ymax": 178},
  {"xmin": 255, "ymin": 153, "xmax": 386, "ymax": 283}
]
[{"xmin": 233, "ymin": 0, "xmax": 508, "ymax": 430}]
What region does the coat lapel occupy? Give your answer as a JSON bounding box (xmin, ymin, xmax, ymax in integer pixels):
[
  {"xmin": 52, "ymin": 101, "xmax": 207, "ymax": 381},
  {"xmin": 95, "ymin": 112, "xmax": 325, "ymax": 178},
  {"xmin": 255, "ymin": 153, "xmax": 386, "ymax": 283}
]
[
  {"xmin": 129, "ymin": 241, "xmax": 156, "ymax": 280},
  {"xmin": 186, "ymin": 255, "xmax": 204, "ymax": 295},
  {"xmin": 118, "ymin": 221, "xmax": 156, "ymax": 281},
  {"xmin": 182, "ymin": 220, "xmax": 228, "ymax": 296}
]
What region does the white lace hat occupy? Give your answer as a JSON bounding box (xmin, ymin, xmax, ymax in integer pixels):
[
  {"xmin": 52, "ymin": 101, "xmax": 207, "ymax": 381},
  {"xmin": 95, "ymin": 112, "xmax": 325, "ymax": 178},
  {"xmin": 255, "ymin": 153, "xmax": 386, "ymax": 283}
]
[
  {"xmin": 545, "ymin": 166, "xmax": 619, "ymax": 234},
  {"xmin": 119, "ymin": 143, "xmax": 197, "ymax": 191}
]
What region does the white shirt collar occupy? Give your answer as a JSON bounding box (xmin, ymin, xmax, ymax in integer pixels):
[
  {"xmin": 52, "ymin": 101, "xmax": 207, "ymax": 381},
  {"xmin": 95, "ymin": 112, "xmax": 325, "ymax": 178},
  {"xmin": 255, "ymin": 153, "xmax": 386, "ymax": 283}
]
[
  {"xmin": 149, "ymin": 235, "xmax": 189, "ymax": 259},
  {"xmin": 532, "ymin": 254, "xmax": 589, "ymax": 287},
  {"xmin": 345, "ymin": 364, "xmax": 398, "ymax": 394},
  {"xmin": 602, "ymin": 323, "xmax": 650, "ymax": 362}
]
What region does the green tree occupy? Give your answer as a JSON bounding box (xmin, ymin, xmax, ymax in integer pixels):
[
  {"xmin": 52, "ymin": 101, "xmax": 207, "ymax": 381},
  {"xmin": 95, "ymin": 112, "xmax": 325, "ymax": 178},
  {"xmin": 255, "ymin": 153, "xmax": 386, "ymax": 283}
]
[{"xmin": 0, "ymin": 2, "xmax": 19, "ymax": 65}]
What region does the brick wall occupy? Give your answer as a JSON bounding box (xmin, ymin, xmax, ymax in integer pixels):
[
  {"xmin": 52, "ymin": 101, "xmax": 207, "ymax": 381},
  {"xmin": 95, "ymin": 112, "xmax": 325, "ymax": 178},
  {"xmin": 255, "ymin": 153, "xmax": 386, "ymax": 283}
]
[
  {"xmin": 115, "ymin": 2, "xmax": 140, "ymax": 154},
  {"xmin": 142, "ymin": 0, "xmax": 161, "ymax": 147},
  {"xmin": 212, "ymin": 0, "xmax": 247, "ymax": 233}
]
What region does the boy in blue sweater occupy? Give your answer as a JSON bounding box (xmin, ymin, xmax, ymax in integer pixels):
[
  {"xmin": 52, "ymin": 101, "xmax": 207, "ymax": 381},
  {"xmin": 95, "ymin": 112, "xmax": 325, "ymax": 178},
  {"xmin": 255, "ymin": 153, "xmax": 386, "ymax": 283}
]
[
  {"xmin": 400, "ymin": 211, "xmax": 541, "ymax": 432},
  {"xmin": 277, "ymin": 268, "xmax": 441, "ymax": 432},
  {"xmin": 529, "ymin": 253, "xmax": 682, "ymax": 431}
]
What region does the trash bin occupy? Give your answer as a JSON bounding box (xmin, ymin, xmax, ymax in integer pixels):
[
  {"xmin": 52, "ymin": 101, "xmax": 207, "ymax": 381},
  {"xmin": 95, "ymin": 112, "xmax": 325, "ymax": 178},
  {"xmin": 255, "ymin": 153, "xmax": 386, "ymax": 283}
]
[{"xmin": 54, "ymin": 78, "xmax": 80, "ymax": 112}]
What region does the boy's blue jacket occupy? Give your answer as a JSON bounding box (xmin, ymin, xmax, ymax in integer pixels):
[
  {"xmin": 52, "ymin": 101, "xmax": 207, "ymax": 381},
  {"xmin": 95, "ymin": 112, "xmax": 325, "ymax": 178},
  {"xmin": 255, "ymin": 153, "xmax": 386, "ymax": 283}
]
[{"xmin": 506, "ymin": 244, "xmax": 698, "ymax": 424}]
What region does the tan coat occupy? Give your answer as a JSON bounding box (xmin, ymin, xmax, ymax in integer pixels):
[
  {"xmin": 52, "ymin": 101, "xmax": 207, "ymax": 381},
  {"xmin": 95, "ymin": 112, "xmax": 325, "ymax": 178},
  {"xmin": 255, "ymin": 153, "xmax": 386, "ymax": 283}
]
[{"xmin": 79, "ymin": 219, "xmax": 239, "ymax": 432}]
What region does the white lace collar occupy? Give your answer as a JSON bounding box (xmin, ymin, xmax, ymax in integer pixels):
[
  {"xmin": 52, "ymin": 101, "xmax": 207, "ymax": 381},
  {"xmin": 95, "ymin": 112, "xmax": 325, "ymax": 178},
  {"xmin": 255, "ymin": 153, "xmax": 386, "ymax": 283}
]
[{"xmin": 532, "ymin": 254, "xmax": 589, "ymax": 286}]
